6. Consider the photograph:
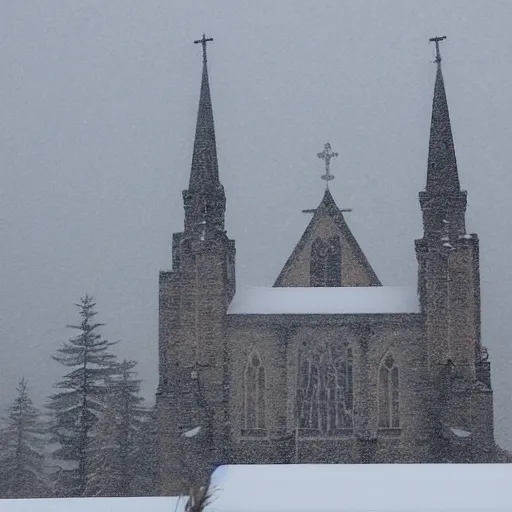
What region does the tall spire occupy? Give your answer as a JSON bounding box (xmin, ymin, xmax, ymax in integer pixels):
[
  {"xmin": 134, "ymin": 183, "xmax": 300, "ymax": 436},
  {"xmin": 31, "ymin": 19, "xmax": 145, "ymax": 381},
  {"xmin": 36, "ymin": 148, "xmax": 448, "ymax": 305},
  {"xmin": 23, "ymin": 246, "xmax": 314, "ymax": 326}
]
[
  {"xmin": 189, "ymin": 34, "xmax": 219, "ymax": 191},
  {"xmin": 183, "ymin": 34, "xmax": 226, "ymax": 238},
  {"xmin": 426, "ymin": 36, "xmax": 460, "ymax": 194},
  {"xmin": 419, "ymin": 37, "xmax": 467, "ymax": 241}
]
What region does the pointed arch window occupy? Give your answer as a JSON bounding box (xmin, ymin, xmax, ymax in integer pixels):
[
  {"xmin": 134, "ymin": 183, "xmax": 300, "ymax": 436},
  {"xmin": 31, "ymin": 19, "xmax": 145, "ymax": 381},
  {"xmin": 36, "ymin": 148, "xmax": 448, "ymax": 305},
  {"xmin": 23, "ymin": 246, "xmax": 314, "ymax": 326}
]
[
  {"xmin": 297, "ymin": 342, "xmax": 353, "ymax": 435},
  {"xmin": 310, "ymin": 236, "xmax": 342, "ymax": 287},
  {"xmin": 243, "ymin": 350, "xmax": 266, "ymax": 431},
  {"xmin": 378, "ymin": 354, "xmax": 400, "ymax": 428}
]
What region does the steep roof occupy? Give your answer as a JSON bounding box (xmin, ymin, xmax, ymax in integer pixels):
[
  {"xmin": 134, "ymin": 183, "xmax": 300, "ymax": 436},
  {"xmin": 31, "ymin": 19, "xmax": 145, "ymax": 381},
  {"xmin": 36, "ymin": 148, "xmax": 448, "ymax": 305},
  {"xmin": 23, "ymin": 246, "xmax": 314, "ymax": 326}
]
[
  {"xmin": 182, "ymin": 38, "xmax": 227, "ymax": 239},
  {"xmin": 426, "ymin": 51, "xmax": 460, "ymax": 195},
  {"xmin": 274, "ymin": 189, "xmax": 380, "ymax": 287},
  {"xmin": 189, "ymin": 54, "xmax": 220, "ymax": 192}
]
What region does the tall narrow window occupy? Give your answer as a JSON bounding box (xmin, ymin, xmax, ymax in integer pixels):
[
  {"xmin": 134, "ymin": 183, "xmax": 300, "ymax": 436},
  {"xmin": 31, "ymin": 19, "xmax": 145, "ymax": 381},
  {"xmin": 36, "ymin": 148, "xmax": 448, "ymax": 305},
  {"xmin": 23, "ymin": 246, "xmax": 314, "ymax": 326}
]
[
  {"xmin": 310, "ymin": 238, "xmax": 327, "ymax": 287},
  {"xmin": 326, "ymin": 236, "xmax": 342, "ymax": 286},
  {"xmin": 378, "ymin": 354, "xmax": 400, "ymax": 428},
  {"xmin": 243, "ymin": 350, "xmax": 266, "ymax": 430},
  {"xmin": 297, "ymin": 341, "xmax": 353, "ymax": 434},
  {"xmin": 310, "ymin": 237, "xmax": 342, "ymax": 287}
]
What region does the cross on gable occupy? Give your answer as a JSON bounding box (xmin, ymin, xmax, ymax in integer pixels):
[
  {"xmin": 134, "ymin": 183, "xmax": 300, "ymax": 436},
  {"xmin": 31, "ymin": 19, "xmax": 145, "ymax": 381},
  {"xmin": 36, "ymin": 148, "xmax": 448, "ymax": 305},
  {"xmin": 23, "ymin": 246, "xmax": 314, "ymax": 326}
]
[{"xmin": 317, "ymin": 142, "xmax": 338, "ymax": 189}]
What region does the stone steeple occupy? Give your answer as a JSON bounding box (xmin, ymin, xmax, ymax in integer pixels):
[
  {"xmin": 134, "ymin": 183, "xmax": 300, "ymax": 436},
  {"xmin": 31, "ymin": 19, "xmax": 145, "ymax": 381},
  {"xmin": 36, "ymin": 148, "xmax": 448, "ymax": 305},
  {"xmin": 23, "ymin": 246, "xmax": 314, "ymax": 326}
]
[
  {"xmin": 414, "ymin": 40, "xmax": 495, "ymax": 461},
  {"xmin": 419, "ymin": 37, "xmax": 467, "ymax": 241},
  {"xmin": 183, "ymin": 35, "xmax": 226, "ymax": 239},
  {"xmin": 157, "ymin": 36, "xmax": 235, "ymax": 495}
]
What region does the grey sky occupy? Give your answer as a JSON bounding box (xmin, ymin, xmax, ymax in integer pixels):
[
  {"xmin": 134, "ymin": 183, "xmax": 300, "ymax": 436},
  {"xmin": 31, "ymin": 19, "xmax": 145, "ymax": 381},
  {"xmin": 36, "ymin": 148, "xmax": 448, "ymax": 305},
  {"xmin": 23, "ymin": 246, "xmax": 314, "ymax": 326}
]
[{"xmin": 1, "ymin": 1, "xmax": 512, "ymax": 448}]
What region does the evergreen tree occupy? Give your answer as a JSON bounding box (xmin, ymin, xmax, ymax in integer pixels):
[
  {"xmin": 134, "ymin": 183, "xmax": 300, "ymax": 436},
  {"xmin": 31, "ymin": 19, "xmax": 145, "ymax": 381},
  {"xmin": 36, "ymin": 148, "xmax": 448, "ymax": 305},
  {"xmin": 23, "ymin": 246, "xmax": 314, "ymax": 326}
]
[
  {"xmin": 86, "ymin": 359, "xmax": 146, "ymax": 496},
  {"xmin": 47, "ymin": 295, "xmax": 117, "ymax": 497},
  {"xmin": 131, "ymin": 404, "xmax": 158, "ymax": 496},
  {"xmin": 85, "ymin": 404, "xmax": 122, "ymax": 496},
  {"xmin": 0, "ymin": 378, "xmax": 49, "ymax": 498}
]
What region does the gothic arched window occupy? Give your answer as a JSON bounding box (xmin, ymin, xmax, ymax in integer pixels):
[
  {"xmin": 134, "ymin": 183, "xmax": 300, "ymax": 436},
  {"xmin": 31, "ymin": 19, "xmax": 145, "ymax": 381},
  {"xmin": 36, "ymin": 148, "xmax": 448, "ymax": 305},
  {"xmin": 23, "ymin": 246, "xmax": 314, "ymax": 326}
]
[
  {"xmin": 297, "ymin": 341, "xmax": 353, "ymax": 434},
  {"xmin": 326, "ymin": 236, "xmax": 341, "ymax": 287},
  {"xmin": 243, "ymin": 350, "xmax": 266, "ymax": 431},
  {"xmin": 378, "ymin": 354, "xmax": 400, "ymax": 428},
  {"xmin": 310, "ymin": 236, "xmax": 342, "ymax": 287}
]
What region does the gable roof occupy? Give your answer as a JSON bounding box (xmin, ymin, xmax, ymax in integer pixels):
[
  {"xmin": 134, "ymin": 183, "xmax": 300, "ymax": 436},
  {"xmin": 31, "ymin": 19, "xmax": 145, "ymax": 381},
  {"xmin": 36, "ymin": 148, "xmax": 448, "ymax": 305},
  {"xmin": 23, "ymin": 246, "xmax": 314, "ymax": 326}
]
[{"xmin": 274, "ymin": 189, "xmax": 380, "ymax": 287}]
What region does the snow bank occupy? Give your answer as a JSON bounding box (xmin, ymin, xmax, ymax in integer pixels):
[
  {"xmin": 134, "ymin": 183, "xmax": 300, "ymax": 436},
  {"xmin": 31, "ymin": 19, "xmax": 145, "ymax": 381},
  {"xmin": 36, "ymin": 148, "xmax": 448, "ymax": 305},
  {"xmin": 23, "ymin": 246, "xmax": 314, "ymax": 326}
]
[
  {"xmin": 228, "ymin": 286, "xmax": 420, "ymax": 315},
  {"xmin": 206, "ymin": 464, "xmax": 512, "ymax": 512},
  {"xmin": 0, "ymin": 496, "xmax": 187, "ymax": 512},
  {"xmin": 6, "ymin": 464, "xmax": 509, "ymax": 512}
]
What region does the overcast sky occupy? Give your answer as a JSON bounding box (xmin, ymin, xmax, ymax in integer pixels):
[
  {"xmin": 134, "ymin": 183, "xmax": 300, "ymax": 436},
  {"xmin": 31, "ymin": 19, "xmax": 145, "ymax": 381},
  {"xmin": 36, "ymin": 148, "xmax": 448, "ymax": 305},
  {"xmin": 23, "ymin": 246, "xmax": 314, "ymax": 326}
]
[{"xmin": 1, "ymin": 1, "xmax": 512, "ymax": 448}]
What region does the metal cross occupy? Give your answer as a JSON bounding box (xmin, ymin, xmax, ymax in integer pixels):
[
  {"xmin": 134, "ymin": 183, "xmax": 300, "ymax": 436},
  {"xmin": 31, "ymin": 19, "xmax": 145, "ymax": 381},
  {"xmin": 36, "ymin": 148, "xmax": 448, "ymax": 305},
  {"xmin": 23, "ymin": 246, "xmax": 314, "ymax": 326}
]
[
  {"xmin": 194, "ymin": 34, "xmax": 214, "ymax": 63},
  {"xmin": 429, "ymin": 36, "xmax": 447, "ymax": 64},
  {"xmin": 317, "ymin": 142, "xmax": 338, "ymax": 189}
]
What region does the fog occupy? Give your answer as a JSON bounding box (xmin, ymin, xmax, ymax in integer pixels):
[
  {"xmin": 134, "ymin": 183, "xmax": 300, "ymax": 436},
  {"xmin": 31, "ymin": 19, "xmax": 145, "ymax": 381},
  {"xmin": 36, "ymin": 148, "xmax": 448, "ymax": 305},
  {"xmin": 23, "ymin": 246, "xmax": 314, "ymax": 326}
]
[{"xmin": 1, "ymin": 1, "xmax": 511, "ymax": 448}]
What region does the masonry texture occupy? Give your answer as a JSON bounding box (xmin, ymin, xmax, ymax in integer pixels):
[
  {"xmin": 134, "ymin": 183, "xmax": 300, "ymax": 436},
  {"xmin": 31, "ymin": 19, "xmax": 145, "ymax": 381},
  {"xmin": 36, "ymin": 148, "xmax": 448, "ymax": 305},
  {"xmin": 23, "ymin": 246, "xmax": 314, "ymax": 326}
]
[{"xmin": 156, "ymin": 44, "xmax": 506, "ymax": 495}]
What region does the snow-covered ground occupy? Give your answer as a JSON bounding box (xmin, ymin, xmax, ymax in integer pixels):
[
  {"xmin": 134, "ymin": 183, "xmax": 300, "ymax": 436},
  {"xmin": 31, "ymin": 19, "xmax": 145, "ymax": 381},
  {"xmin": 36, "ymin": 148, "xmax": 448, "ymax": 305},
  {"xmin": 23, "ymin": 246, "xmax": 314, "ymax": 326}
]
[
  {"xmin": 207, "ymin": 464, "xmax": 512, "ymax": 512},
  {"xmin": 0, "ymin": 496, "xmax": 187, "ymax": 512},
  {"xmin": 3, "ymin": 464, "xmax": 512, "ymax": 511}
]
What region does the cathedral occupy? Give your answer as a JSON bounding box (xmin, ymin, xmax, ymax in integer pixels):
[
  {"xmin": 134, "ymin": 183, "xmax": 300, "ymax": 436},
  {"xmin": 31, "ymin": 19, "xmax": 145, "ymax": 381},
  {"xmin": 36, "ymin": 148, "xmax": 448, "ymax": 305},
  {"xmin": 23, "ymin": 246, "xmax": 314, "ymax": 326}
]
[{"xmin": 156, "ymin": 36, "xmax": 504, "ymax": 495}]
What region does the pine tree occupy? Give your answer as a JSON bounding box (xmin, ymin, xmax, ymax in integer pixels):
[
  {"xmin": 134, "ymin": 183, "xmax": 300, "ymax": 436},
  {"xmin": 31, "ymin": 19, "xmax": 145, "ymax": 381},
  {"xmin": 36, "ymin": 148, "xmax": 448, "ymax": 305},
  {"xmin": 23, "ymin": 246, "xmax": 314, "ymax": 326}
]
[
  {"xmin": 131, "ymin": 404, "xmax": 158, "ymax": 496},
  {"xmin": 86, "ymin": 359, "xmax": 146, "ymax": 496},
  {"xmin": 85, "ymin": 404, "xmax": 122, "ymax": 496},
  {"xmin": 0, "ymin": 378, "xmax": 49, "ymax": 498},
  {"xmin": 113, "ymin": 359, "xmax": 145, "ymax": 495},
  {"xmin": 47, "ymin": 295, "xmax": 117, "ymax": 497}
]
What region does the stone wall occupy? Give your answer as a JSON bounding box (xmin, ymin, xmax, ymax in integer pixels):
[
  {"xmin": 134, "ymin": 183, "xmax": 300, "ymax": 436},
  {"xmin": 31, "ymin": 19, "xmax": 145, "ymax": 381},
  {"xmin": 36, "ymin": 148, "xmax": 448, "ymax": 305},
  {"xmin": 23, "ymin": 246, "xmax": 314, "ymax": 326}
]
[{"xmin": 226, "ymin": 314, "xmax": 431, "ymax": 464}]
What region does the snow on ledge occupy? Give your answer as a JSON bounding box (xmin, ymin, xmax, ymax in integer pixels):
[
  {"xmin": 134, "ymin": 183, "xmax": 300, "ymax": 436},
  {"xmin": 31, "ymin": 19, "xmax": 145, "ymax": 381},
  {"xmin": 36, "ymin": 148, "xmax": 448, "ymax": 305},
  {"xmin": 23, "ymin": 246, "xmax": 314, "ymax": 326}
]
[
  {"xmin": 451, "ymin": 427, "xmax": 472, "ymax": 438},
  {"xmin": 228, "ymin": 286, "xmax": 420, "ymax": 315}
]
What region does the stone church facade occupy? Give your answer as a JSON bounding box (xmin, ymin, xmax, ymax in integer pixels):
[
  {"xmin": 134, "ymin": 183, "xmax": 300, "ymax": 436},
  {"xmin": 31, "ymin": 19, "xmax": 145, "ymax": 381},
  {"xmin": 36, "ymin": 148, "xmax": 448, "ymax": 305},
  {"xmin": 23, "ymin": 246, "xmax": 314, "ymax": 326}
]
[{"xmin": 156, "ymin": 40, "xmax": 503, "ymax": 495}]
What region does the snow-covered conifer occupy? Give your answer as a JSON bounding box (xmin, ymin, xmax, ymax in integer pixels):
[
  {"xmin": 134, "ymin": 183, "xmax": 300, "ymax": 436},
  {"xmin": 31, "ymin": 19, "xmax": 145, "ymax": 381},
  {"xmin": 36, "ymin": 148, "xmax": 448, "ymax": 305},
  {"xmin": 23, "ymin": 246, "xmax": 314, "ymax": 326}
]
[
  {"xmin": 47, "ymin": 295, "xmax": 117, "ymax": 497},
  {"xmin": 0, "ymin": 378, "xmax": 49, "ymax": 498},
  {"xmin": 86, "ymin": 359, "xmax": 146, "ymax": 496}
]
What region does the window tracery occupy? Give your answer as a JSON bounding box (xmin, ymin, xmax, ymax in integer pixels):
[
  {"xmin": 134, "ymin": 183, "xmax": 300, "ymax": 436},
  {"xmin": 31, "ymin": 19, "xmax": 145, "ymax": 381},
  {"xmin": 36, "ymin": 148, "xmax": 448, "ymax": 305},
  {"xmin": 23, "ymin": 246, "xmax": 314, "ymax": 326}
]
[
  {"xmin": 296, "ymin": 341, "xmax": 353, "ymax": 434},
  {"xmin": 243, "ymin": 350, "xmax": 266, "ymax": 430},
  {"xmin": 378, "ymin": 354, "xmax": 400, "ymax": 428}
]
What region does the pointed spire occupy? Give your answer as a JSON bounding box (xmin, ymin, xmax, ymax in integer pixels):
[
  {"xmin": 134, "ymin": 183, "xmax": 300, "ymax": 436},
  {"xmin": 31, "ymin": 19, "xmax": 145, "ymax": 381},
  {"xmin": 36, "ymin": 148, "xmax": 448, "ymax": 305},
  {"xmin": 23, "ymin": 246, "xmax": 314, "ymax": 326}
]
[
  {"xmin": 426, "ymin": 36, "xmax": 460, "ymax": 195},
  {"xmin": 189, "ymin": 34, "xmax": 219, "ymax": 191},
  {"xmin": 419, "ymin": 37, "xmax": 467, "ymax": 241},
  {"xmin": 183, "ymin": 35, "xmax": 226, "ymax": 238}
]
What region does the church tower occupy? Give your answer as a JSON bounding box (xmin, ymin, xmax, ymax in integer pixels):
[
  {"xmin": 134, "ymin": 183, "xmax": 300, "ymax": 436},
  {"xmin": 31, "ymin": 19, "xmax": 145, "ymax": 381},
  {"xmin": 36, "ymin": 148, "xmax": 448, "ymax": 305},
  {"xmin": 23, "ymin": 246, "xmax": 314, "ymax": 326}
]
[
  {"xmin": 156, "ymin": 35, "xmax": 235, "ymax": 495},
  {"xmin": 415, "ymin": 37, "xmax": 494, "ymax": 461}
]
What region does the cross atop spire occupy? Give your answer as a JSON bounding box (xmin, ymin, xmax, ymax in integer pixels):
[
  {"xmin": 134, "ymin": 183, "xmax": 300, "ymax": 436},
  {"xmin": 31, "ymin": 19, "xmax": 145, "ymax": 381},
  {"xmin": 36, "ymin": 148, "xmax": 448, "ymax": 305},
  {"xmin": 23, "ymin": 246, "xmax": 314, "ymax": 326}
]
[
  {"xmin": 429, "ymin": 35, "xmax": 447, "ymax": 64},
  {"xmin": 194, "ymin": 34, "xmax": 213, "ymax": 63},
  {"xmin": 426, "ymin": 36, "xmax": 460, "ymax": 196},
  {"xmin": 317, "ymin": 143, "xmax": 338, "ymax": 190},
  {"xmin": 419, "ymin": 36, "xmax": 467, "ymax": 241},
  {"xmin": 183, "ymin": 33, "xmax": 226, "ymax": 239}
]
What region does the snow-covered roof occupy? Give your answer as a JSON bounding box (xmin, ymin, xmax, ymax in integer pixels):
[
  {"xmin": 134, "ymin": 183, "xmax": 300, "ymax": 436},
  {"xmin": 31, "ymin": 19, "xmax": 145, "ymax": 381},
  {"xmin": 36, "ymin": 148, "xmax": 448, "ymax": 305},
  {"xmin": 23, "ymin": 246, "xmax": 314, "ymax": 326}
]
[
  {"xmin": 0, "ymin": 496, "xmax": 187, "ymax": 512},
  {"xmin": 228, "ymin": 286, "xmax": 420, "ymax": 315},
  {"xmin": 207, "ymin": 464, "xmax": 512, "ymax": 512}
]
